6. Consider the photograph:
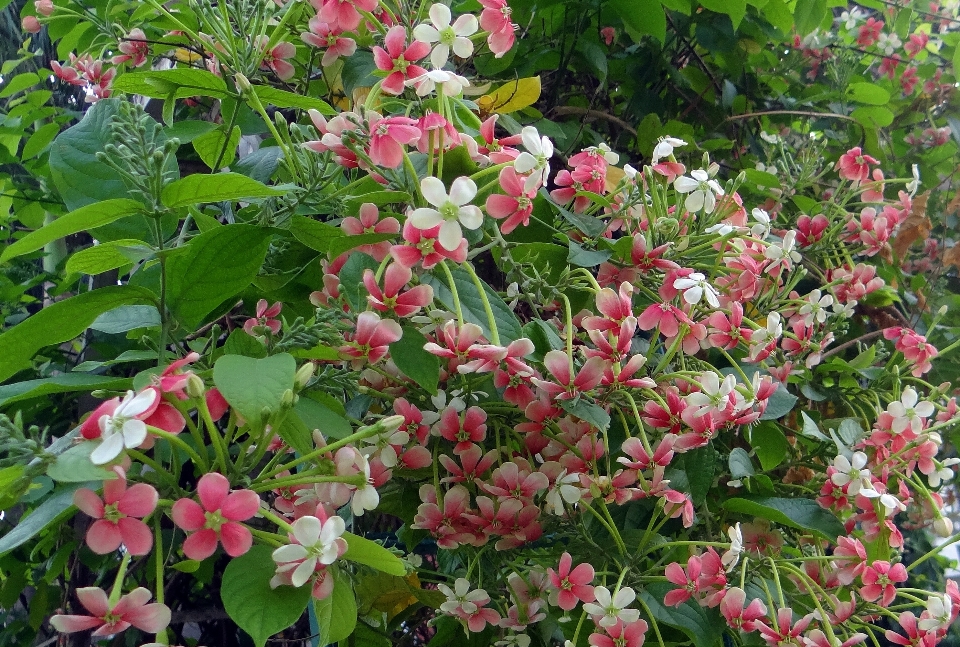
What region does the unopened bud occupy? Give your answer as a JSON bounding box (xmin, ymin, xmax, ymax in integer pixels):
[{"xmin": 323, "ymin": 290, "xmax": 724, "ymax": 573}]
[
  {"xmin": 933, "ymin": 516, "xmax": 954, "ymax": 538},
  {"xmin": 281, "ymin": 388, "xmax": 296, "ymax": 408},
  {"xmin": 938, "ymin": 305, "xmax": 948, "ymax": 316},
  {"xmin": 379, "ymin": 414, "xmax": 405, "ymax": 433},
  {"xmin": 235, "ymin": 73, "xmax": 252, "ymax": 95},
  {"xmin": 295, "ymin": 363, "xmax": 316, "ymax": 389},
  {"xmin": 185, "ymin": 374, "xmax": 206, "ymax": 399}
]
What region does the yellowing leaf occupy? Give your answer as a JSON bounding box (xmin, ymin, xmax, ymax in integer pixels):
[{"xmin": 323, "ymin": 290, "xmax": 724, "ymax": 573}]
[
  {"xmin": 478, "ymin": 76, "xmax": 541, "ymax": 117},
  {"xmin": 605, "ymin": 166, "xmax": 626, "ymax": 192},
  {"xmin": 174, "ymin": 48, "xmax": 202, "ymax": 64}
]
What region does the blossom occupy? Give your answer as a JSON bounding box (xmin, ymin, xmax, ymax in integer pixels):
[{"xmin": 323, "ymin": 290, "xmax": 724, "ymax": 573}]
[
  {"xmin": 74, "ymin": 469, "xmax": 158, "ymax": 555},
  {"xmin": 720, "ymin": 587, "xmax": 767, "ymax": 631},
  {"xmin": 674, "ymin": 169, "xmax": 723, "ymax": 214},
  {"xmin": 367, "ymin": 113, "xmax": 421, "ymax": 168},
  {"xmin": 341, "ymin": 203, "xmax": 400, "ymax": 261},
  {"xmin": 363, "ymin": 263, "xmax": 434, "ymax": 317},
  {"xmin": 258, "ymin": 37, "xmax": 296, "ymax": 80},
  {"xmin": 589, "ymin": 619, "xmax": 648, "ymax": 647},
  {"xmin": 583, "ymin": 586, "xmax": 640, "ymax": 628},
  {"xmin": 244, "ymin": 299, "xmax": 282, "ymax": 336},
  {"xmin": 50, "ymin": 587, "xmax": 170, "ymax": 636},
  {"xmin": 651, "ymin": 136, "xmax": 687, "ymax": 165},
  {"xmin": 838, "ymin": 147, "xmax": 878, "ymax": 183},
  {"xmin": 339, "ymin": 311, "xmax": 403, "ymax": 368},
  {"xmin": 413, "ymin": 4, "xmax": 479, "ymax": 68},
  {"xmin": 373, "ymin": 25, "xmax": 429, "ymax": 95},
  {"xmin": 88, "ymin": 389, "xmax": 159, "ymax": 465},
  {"xmin": 479, "ymin": 0, "xmax": 516, "ymax": 56},
  {"xmin": 112, "ymin": 29, "xmax": 150, "ymax": 67},
  {"xmin": 171, "ymin": 472, "xmax": 260, "ymax": 560},
  {"xmin": 673, "ymin": 272, "xmax": 720, "ymax": 308},
  {"xmin": 486, "ymin": 166, "xmax": 537, "ymax": 234},
  {"xmin": 409, "ymin": 176, "xmax": 483, "ymax": 251},
  {"xmin": 272, "ymin": 514, "xmax": 347, "ymax": 587},
  {"xmin": 316, "ymin": 0, "xmax": 378, "ymax": 32},
  {"xmin": 721, "ymin": 523, "xmax": 743, "ymax": 571},
  {"xmin": 860, "ymin": 560, "xmax": 907, "ymax": 607},
  {"xmin": 886, "ymin": 386, "xmax": 934, "ymax": 435},
  {"xmin": 406, "ymin": 68, "xmax": 470, "ymax": 96},
  {"xmin": 439, "ymin": 578, "xmax": 489, "ymax": 615},
  {"xmin": 546, "ymin": 552, "xmax": 595, "ymax": 610},
  {"xmin": 830, "ymin": 452, "xmax": 873, "ymax": 496},
  {"xmin": 514, "ymin": 126, "xmax": 554, "ymax": 193},
  {"xmin": 301, "ymin": 19, "xmax": 357, "ymax": 67}
]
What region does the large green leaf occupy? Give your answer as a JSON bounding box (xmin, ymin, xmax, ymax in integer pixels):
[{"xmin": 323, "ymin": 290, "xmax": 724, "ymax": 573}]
[
  {"xmin": 721, "ymin": 496, "xmax": 845, "ymax": 541},
  {"xmin": 639, "ymin": 582, "xmax": 725, "ymax": 647},
  {"xmin": 194, "ymin": 124, "xmax": 241, "ymax": 170},
  {"xmin": 65, "ymin": 239, "xmax": 154, "ymax": 276},
  {"xmin": 161, "ymin": 172, "xmax": 284, "ymax": 208},
  {"xmin": 313, "ymin": 573, "xmax": 358, "ymax": 646},
  {"xmin": 794, "ymin": 0, "xmax": 827, "ymax": 35},
  {"xmin": 111, "ymin": 68, "xmax": 228, "ymax": 99},
  {"xmin": 165, "ymin": 224, "xmax": 271, "ymax": 328},
  {"xmin": 47, "ymin": 443, "xmax": 117, "ymax": 483},
  {"xmin": 750, "ymin": 421, "xmax": 789, "ymax": 471},
  {"xmin": 213, "ymin": 353, "xmax": 296, "ymax": 428},
  {"xmin": 342, "ymin": 532, "xmax": 407, "ymax": 576},
  {"xmin": 0, "ymin": 286, "xmax": 155, "ymax": 383},
  {"xmin": 0, "ymin": 199, "xmax": 144, "ymax": 265},
  {"xmin": 423, "ymin": 267, "xmax": 523, "ymax": 343},
  {"xmin": 700, "ymin": 0, "xmax": 746, "ymax": 28},
  {"xmin": 0, "ymin": 374, "xmax": 132, "ymax": 408},
  {"xmin": 295, "ymin": 397, "xmax": 352, "ymax": 440},
  {"xmin": 288, "ymin": 216, "xmax": 344, "ymax": 253},
  {"xmin": 846, "ymin": 82, "xmax": 891, "ymax": 106},
  {"xmin": 389, "ymin": 327, "xmax": 440, "ymax": 395},
  {"xmin": 0, "ymin": 484, "xmax": 85, "ymax": 556},
  {"xmin": 89, "ymin": 305, "xmax": 161, "ymax": 333},
  {"xmin": 221, "ymin": 545, "xmax": 312, "ymax": 647},
  {"xmin": 252, "ymin": 86, "xmax": 335, "ymax": 115}
]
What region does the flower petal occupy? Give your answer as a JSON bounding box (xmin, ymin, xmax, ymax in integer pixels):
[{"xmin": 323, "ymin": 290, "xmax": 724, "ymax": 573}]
[
  {"xmin": 86, "ymin": 520, "xmax": 123, "ymax": 554},
  {"xmin": 292, "ymin": 515, "xmax": 322, "ymax": 547},
  {"xmin": 221, "ymin": 489, "xmax": 261, "ymax": 521},
  {"xmin": 449, "ymin": 177, "xmax": 478, "ymax": 205},
  {"xmin": 197, "ymin": 472, "xmax": 230, "ymax": 512},
  {"xmin": 219, "ymin": 521, "xmax": 253, "ymax": 557},
  {"xmin": 76, "ymin": 587, "xmax": 111, "ymax": 616},
  {"xmin": 420, "ymin": 176, "xmax": 448, "ymax": 207},
  {"xmin": 90, "ymin": 433, "xmax": 125, "ymax": 465},
  {"xmin": 171, "ymin": 498, "xmax": 206, "ymax": 532},
  {"xmin": 183, "ymin": 528, "xmax": 219, "ymax": 561},
  {"xmin": 117, "ymin": 518, "xmax": 154, "ymax": 555},
  {"xmin": 437, "ymin": 220, "xmax": 463, "ymax": 251}
]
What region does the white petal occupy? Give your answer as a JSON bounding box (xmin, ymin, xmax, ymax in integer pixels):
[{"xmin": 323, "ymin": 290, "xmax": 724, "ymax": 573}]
[
  {"xmin": 121, "ymin": 420, "xmax": 147, "ymax": 449},
  {"xmin": 420, "ymin": 176, "xmax": 448, "ymax": 207},
  {"xmin": 291, "ymin": 558, "xmax": 317, "ymax": 587},
  {"xmin": 429, "ymin": 3, "xmax": 451, "ymax": 29},
  {"xmin": 273, "ymin": 544, "xmax": 309, "ymax": 563},
  {"xmin": 521, "ymin": 127, "xmax": 541, "ymax": 154},
  {"xmin": 449, "ymin": 177, "xmax": 478, "ymax": 205},
  {"xmin": 674, "ymin": 176, "xmax": 698, "ymax": 193},
  {"xmin": 90, "ymin": 433, "xmax": 125, "ymax": 465},
  {"xmin": 513, "ymin": 152, "xmax": 537, "ymax": 173},
  {"xmin": 437, "ymin": 220, "xmax": 463, "ymax": 251},
  {"xmin": 430, "ymin": 44, "xmax": 450, "ymax": 69},
  {"xmin": 412, "ymin": 24, "xmax": 439, "ymax": 44},
  {"xmin": 916, "ymin": 401, "xmax": 935, "ymax": 418},
  {"xmin": 121, "ymin": 389, "xmax": 158, "ymax": 416},
  {"xmin": 452, "ymin": 36, "xmax": 474, "ymax": 59},
  {"xmin": 458, "ymin": 205, "xmax": 483, "ymax": 230},
  {"xmin": 452, "ymin": 14, "xmax": 478, "ymax": 36},
  {"xmin": 409, "ymin": 207, "xmax": 443, "ymax": 229},
  {"xmin": 319, "ymin": 516, "xmax": 346, "ymax": 543},
  {"xmin": 684, "ymin": 191, "xmax": 705, "ymax": 213},
  {"xmin": 691, "ymin": 169, "xmax": 709, "ymax": 181},
  {"xmin": 292, "ymin": 515, "xmax": 322, "ymax": 546}
]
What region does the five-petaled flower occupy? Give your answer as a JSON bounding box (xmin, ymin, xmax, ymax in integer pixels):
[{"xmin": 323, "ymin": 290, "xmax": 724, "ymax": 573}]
[{"xmin": 171, "ymin": 472, "xmax": 260, "ymax": 561}]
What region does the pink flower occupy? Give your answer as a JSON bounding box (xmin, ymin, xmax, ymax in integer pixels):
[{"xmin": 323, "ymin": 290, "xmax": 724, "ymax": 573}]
[
  {"xmin": 171, "ymin": 472, "xmax": 260, "ymax": 560},
  {"xmin": 315, "ymin": 0, "xmax": 378, "ymax": 32},
  {"xmin": 589, "ymin": 619, "xmax": 648, "ymax": 647},
  {"xmin": 478, "ymin": 0, "xmax": 516, "ymax": 57},
  {"xmin": 340, "ymin": 203, "xmax": 400, "ymax": 261},
  {"xmin": 904, "ymin": 32, "xmax": 929, "ymax": 58},
  {"xmin": 531, "ymin": 350, "xmax": 607, "ymax": 401},
  {"xmin": 486, "ymin": 167, "xmax": 536, "ymax": 234},
  {"xmin": 857, "ymin": 17, "xmax": 883, "ymax": 47},
  {"xmin": 756, "ymin": 608, "xmax": 814, "ymax": 646},
  {"xmin": 258, "ymin": 38, "xmax": 296, "ymax": 80},
  {"xmin": 373, "ymin": 26, "xmax": 429, "ymax": 95},
  {"xmin": 860, "ymin": 560, "xmax": 907, "ymax": 607},
  {"xmin": 438, "ymin": 405, "xmax": 487, "ymax": 453},
  {"xmin": 390, "ymin": 220, "xmax": 468, "ymax": 269},
  {"xmin": 112, "ymin": 29, "xmax": 150, "ymax": 67},
  {"xmin": 664, "ymin": 556, "xmax": 701, "ymax": 607},
  {"xmin": 362, "ymin": 263, "xmax": 433, "ymax": 317},
  {"xmin": 22, "ymin": 15, "xmax": 40, "ymax": 33},
  {"xmin": 367, "ymin": 113, "xmax": 421, "ymax": 168},
  {"xmin": 720, "ymin": 587, "xmax": 767, "ymax": 631},
  {"xmin": 339, "ymin": 311, "xmax": 403, "ymax": 368},
  {"xmin": 301, "ymin": 18, "xmax": 357, "ymax": 66},
  {"xmin": 50, "ymin": 587, "xmax": 170, "ymax": 636},
  {"xmin": 74, "ymin": 468, "xmax": 158, "ymax": 555},
  {"xmin": 244, "ymin": 299, "xmax": 282, "ymax": 336},
  {"xmin": 838, "ymin": 147, "xmax": 878, "ymax": 183},
  {"xmin": 34, "ymin": 0, "xmax": 53, "ymax": 16},
  {"xmin": 885, "ymin": 611, "xmax": 938, "ymax": 647},
  {"xmin": 546, "ymin": 552, "xmax": 595, "ymax": 610},
  {"xmin": 601, "ymin": 26, "xmax": 616, "ymax": 45}
]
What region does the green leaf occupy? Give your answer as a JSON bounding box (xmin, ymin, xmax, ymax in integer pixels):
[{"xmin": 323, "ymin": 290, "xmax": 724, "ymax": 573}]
[
  {"xmin": 728, "ymin": 447, "xmax": 755, "ymax": 479},
  {"xmin": 111, "ymin": 68, "xmax": 228, "ymax": 100},
  {"xmin": 700, "ymin": 0, "xmax": 747, "ymax": 28},
  {"xmin": 743, "ymin": 169, "xmax": 780, "ymax": 188},
  {"xmin": 194, "ymin": 124, "xmax": 241, "ymax": 170},
  {"xmin": 233, "ymin": 147, "xmax": 283, "ymax": 183},
  {"xmin": 851, "ymin": 106, "xmax": 894, "ymax": 128},
  {"xmin": 164, "ymin": 120, "xmax": 218, "ymax": 144},
  {"xmin": 327, "ymin": 233, "xmax": 397, "ymax": 260},
  {"xmin": 313, "ymin": 574, "xmax": 358, "ymax": 646},
  {"xmin": 750, "ymin": 421, "xmax": 789, "ymax": 471},
  {"xmin": 759, "ymin": 383, "xmax": 797, "ymax": 420},
  {"xmin": 611, "ymin": 0, "xmax": 666, "ymax": 44},
  {"xmin": 0, "ymin": 374, "xmax": 132, "ymax": 408},
  {"xmin": 275, "ymin": 411, "xmax": 315, "ymax": 456},
  {"xmin": 165, "ymin": 224, "xmax": 271, "ymax": 328},
  {"xmin": 560, "ymin": 399, "xmax": 610, "ymax": 432},
  {"xmin": 295, "ymin": 397, "xmax": 352, "ymax": 439},
  {"xmin": 223, "ymin": 328, "xmax": 268, "ymax": 358},
  {"xmin": 0, "ymin": 199, "xmax": 144, "ymax": 265},
  {"xmin": 0, "ymin": 286, "xmax": 155, "ymax": 383},
  {"xmin": 22, "ymin": 122, "xmax": 61, "ymax": 159},
  {"xmin": 65, "ymin": 239, "xmax": 154, "ymax": 276},
  {"xmin": 90, "ymin": 305, "xmax": 161, "ymax": 333},
  {"xmin": 252, "ymin": 86, "xmax": 335, "ymax": 115},
  {"xmin": 721, "ymin": 496, "xmax": 845, "ymax": 541},
  {"xmin": 800, "ymin": 411, "xmax": 829, "ymax": 441},
  {"xmin": 389, "ymin": 327, "xmax": 440, "ymax": 395},
  {"xmin": 847, "ymin": 82, "xmax": 891, "ymax": 106},
  {"xmin": 794, "ymin": 0, "xmax": 827, "ymax": 35},
  {"xmin": 342, "ymin": 532, "xmax": 407, "ymax": 576},
  {"xmin": 47, "ymin": 443, "xmax": 117, "ymax": 482},
  {"xmin": 639, "ymin": 583, "xmax": 725, "ymax": 647},
  {"xmin": 423, "ymin": 267, "xmax": 524, "ymax": 343},
  {"xmin": 674, "ymin": 446, "xmax": 716, "ymax": 506},
  {"xmin": 0, "ymin": 484, "xmax": 85, "ymax": 556},
  {"xmin": 221, "ymin": 545, "xmax": 312, "ymax": 647},
  {"xmin": 567, "ymin": 241, "xmax": 612, "ymax": 267},
  {"xmin": 161, "ymin": 172, "xmax": 284, "ymax": 208},
  {"xmin": 289, "ymin": 216, "xmax": 344, "ymax": 253},
  {"xmin": 541, "ymin": 189, "xmax": 606, "ymax": 237},
  {"xmin": 338, "ymin": 252, "xmax": 380, "ymax": 312},
  {"xmin": 0, "ymin": 72, "xmax": 40, "ymax": 98},
  {"xmin": 213, "ymin": 353, "xmax": 295, "ymax": 429},
  {"xmin": 523, "ymin": 319, "xmax": 563, "ymax": 359}
]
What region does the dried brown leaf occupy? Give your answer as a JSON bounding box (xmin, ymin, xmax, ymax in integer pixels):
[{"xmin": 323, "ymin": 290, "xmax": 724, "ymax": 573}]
[{"xmin": 892, "ymin": 190, "xmax": 931, "ymax": 259}]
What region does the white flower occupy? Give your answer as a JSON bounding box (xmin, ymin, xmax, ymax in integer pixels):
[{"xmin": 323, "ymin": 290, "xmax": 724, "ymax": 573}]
[
  {"xmin": 907, "ymin": 164, "xmax": 920, "ymax": 197},
  {"xmin": 832, "ymin": 299, "xmax": 856, "ymax": 318},
  {"xmin": 876, "ymin": 32, "xmax": 902, "ymax": 56},
  {"xmin": 623, "ymin": 164, "xmax": 638, "ymax": 180},
  {"xmin": 830, "ymin": 452, "xmax": 873, "ymax": 496},
  {"xmin": 763, "ymin": 230, "xmax": 802, "ymax": 267},
  {"xmin": 360, "ymin": 428, "xmax": 410, "ymax": 468},
  {"xmin": 919, "ymin": 594, "xmax": 953, "ymax": 631},
  {"xmin": 409, "ymin": 176, "xmax": 482, "ymax": 251},
  {"xmin": 750, "ymin": 208, "xmax": 771, "ymax": 238},
  {"xmin": 406, "ymin": 68, "xmax": 470, "ymax": 97},
  {"xmin": 413, "ymin": 4, "xmax": 479, "ymax": 68},
  {"xmin": 91, "ymin": 389, "xmax": 158, "ymax": 465},
  {"xmin": 514, "ymin": 126, "xmax": 554, "ymax": 193},
  {"xmin": 686, "ymin": 372, "xmax": 737, "ymax": 418},
  {"xmin": 722, "ymin": 523, "xmax": 743, "ymax": 571},
  {"xmin": 582, "ymin": 586, "xmax": 640, "ymax": 628},
  {"xmin": 271, "ymin": 514, "xmax": 346, "ymax": 587},
  {"xmin": 859, "ymin": 484, "xmax": 905, "ymax": 517},
  {"xmin": 544, "ymin": 468, "xmax": 581, "ymax": 515},
  {"xmin": 674, "ymin": 169, "xmax": 724, "ymax": 214},
  {"xmin": 438, "ymin": 578, "xmax": 488, "ymax": 615},
  {"xmin": 839, "ymin": 7, "xmax": 864, "ymax": 29},
  {"xmin": 673, "ymin": 272, "xmax": 720, "ymax": 308},
  {"xmin": 886, "ymin": 386, "xmax": 935, "ymax": 435},
  {"xmin": 928, "ymin": 458, "xmax": 959, "ymax": 488},
  {"xmin": 706, "ymin": 222, "xmax": 737, "ymax": 236},
  {"xmin": 651, "ymin": 136, "xmax": 687, "ymax": 165},
  {"xmin": 590, "ymin": 143, "xmax": 620, "ymax": 165},
  {"xmin": 798, "ymin": 289, "xmax": 833, "ymax": 326},
  {"xmin": 351, "ymin": 456, "xmax": 380, "ymax": 515}
]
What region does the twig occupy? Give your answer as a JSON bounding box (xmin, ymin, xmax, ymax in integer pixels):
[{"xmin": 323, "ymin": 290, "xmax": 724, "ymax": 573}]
[{"xmin": 550, "ymin": 107, "xmax": 637, "ymax": 136}]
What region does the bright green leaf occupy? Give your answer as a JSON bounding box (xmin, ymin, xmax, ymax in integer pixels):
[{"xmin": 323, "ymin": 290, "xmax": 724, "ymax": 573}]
[
  {"xmin": 722, "ymin": 496, "xmax": 845, "ymax": 541},
  {"xmin": 313, "ymin": 574, "xmax": 358, "ymax": 646},
  {"xmin": 611, "ymin": 0, "xmax": 666, "ymax": 44},
  {"xmin": 65, "ymin": 239, "xmax": 154, "ymax": 276},
  {"xmin": 342, "ymin": 532, "xmax": 407, "ymax": 576},
  {"xmin": 794, "ymin": 0, "xmax": 827, "ymax": 35},
  {"xmin": 161, "ymin": 172, "xmax": 284, "ymax": 208},
  {"xmin": 847, "ymin": 82, "xmax": 891, "ymax": 106},
  {"xmin": 194, "ymin": 124, "xmax": 241, "ymax": 170},
  {"xmin": 47, "ymin": 443, "xmax": 117, "ymax": 482},
  {"xmin": 111, "ymin": 68, "xmax": 228, "ymax": 100},
  {"xmin": 213, "ymin": 353, "xmax": 296, "ymax": 429},
  {"xmin": 0, "ymin": 374, "xmax": 132, "ymax": 408},
  {"xmin": 750, "ymin": 421, "xmax": 789, "ymax": 471},
  {"xmin": 252, "ymin": 86, "xmax": 335, "ymax": 115},
  {"xmin": 0, "ymin": 484, "xmax": 85, "ymax": 556},
  {"xmin": 389, "ymin": 327, "xmax": 440, "ymax": 395},
  {"xmin": 423, "ymin": 267, "xmax": 524, "ymax": 343}
]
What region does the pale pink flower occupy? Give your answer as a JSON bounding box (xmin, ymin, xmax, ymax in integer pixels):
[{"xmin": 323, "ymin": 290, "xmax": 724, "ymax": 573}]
[
  {"xmin": 171, "ymin": 472, "xmax": 260, "ymax": 560},
  {"xmin": 112, "ymin": 29, "xmax": 150, "ymax": 67},
  {"xmin": 315, "ymin": 0, "xmax": 378, "ymax": 32},
  {"xmin": 74, "ymin": 469, "xmax": 158, "ymax": 555},
  {"xmin": 546, "ymin": 552, "xmax": 595, "ymax": 610},
  {"xmin": 837, "ymin": 147, "xmax": 878, "ymax": 183},
  {"xmin": 339, "ymin": 311, "xmax": 403, "ymax": 368},
  {"xmin": 301, "ymin": 18, "xmax": 357, "ymax": 66},
  {"xmin": 486, "ymin": 166, "xmax": 536, "ymax": 235},
  {"xmin": 50, "ymin": 587, "xmax": 170, "ymax": 637},
  {"xmin": 340, "ymin": 203, "xmax": 400, "ymax": 261},
  {"xmin": 367, "ymin": 113, "xmax": 421, "ymax": 168}
]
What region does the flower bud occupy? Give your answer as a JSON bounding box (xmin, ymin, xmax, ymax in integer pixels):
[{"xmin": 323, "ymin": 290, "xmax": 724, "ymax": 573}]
[
  {"xmin": 185, "ymin": 374, "xmax": 206, "ymax": 399},
  {"xmin": 34, "ymin": 0, "xmax": 53, "ymax": 16},
  {"xmin": 235, "ymin": 73, "xmax": 252, "ymax": 95},
  {"xmin": 280, "ymin": 388, "xmax": 296, "ymax": 409},
  {"xmin": 933, "ymin": 516, "xmax": 954, "ymax": 538},
  {"xmin": 295, "ymin": 363, "xmax": 316, "ymax": 389},
  {"xmin": 22, "ymin": 15, "xmax": 40, "ymax": 33}
]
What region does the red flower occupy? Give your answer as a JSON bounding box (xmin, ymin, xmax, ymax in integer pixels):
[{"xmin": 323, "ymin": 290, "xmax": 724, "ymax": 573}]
[
  {"xmin": 244, "ymin": 299, "xmax": 282, "ymax": 336},
  {"xmin": 112, "ymin": 29, "xmax": 150, "ymax": 67},
  {"xmin": 486, "ymin": 166, "xmax": 536, "ymax": 234},
  {"xmin": 171, "ymin": 472, "xmax": 260, "ymax": 560},
  {"xmin": 860, "ymin": 560, "xmax": 907, "ymax": 607},
  {"xmin": 373, "ymin": 25, "xmax": 429, "ymax": 95},
  {"xmin": 362, "ymin": 262, "xmax": 434, "ymax": 317},
  {"xmin": 339, "ymin": 311, "xmax": 403, "ymax": 368},
  {"xmin": 50, "ymin": 587, "xmax": 170, "ymax": 637},
  {"xmin": 838, "ymin": 147, "xmax": 878, "ymax": 183},
  {"xmin": 74, "ymin": 468, "xmax": 158, "ymax": 555},
  {"xmin": 438, "ymin": 405, "xmax": 487, "ymax": 453},
  {"xmin": 546, "ymin": 552, "xmax": 595, "ymax": 610}
]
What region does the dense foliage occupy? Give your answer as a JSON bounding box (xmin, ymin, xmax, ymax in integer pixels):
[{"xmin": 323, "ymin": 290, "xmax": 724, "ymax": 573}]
[{"xmin": 1, "ymin": 0, "xmax": 960, "ymax": 646}]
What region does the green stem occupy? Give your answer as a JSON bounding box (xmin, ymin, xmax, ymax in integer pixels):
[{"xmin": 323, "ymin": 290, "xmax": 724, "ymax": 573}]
[
  {"xmin": 463, "ymin": 261, "xmax": 500, "ymax": 345},
  {"xmin": 108, "ymin": 552, "xmax": 133, "ymax": 607},
  {"xmin": 439, "ymin": 260, "xmax": 465, "ymax": 326},
  {"xmin": 147, "ymin": 425, "xmax": 208, "ymax": 471}
]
